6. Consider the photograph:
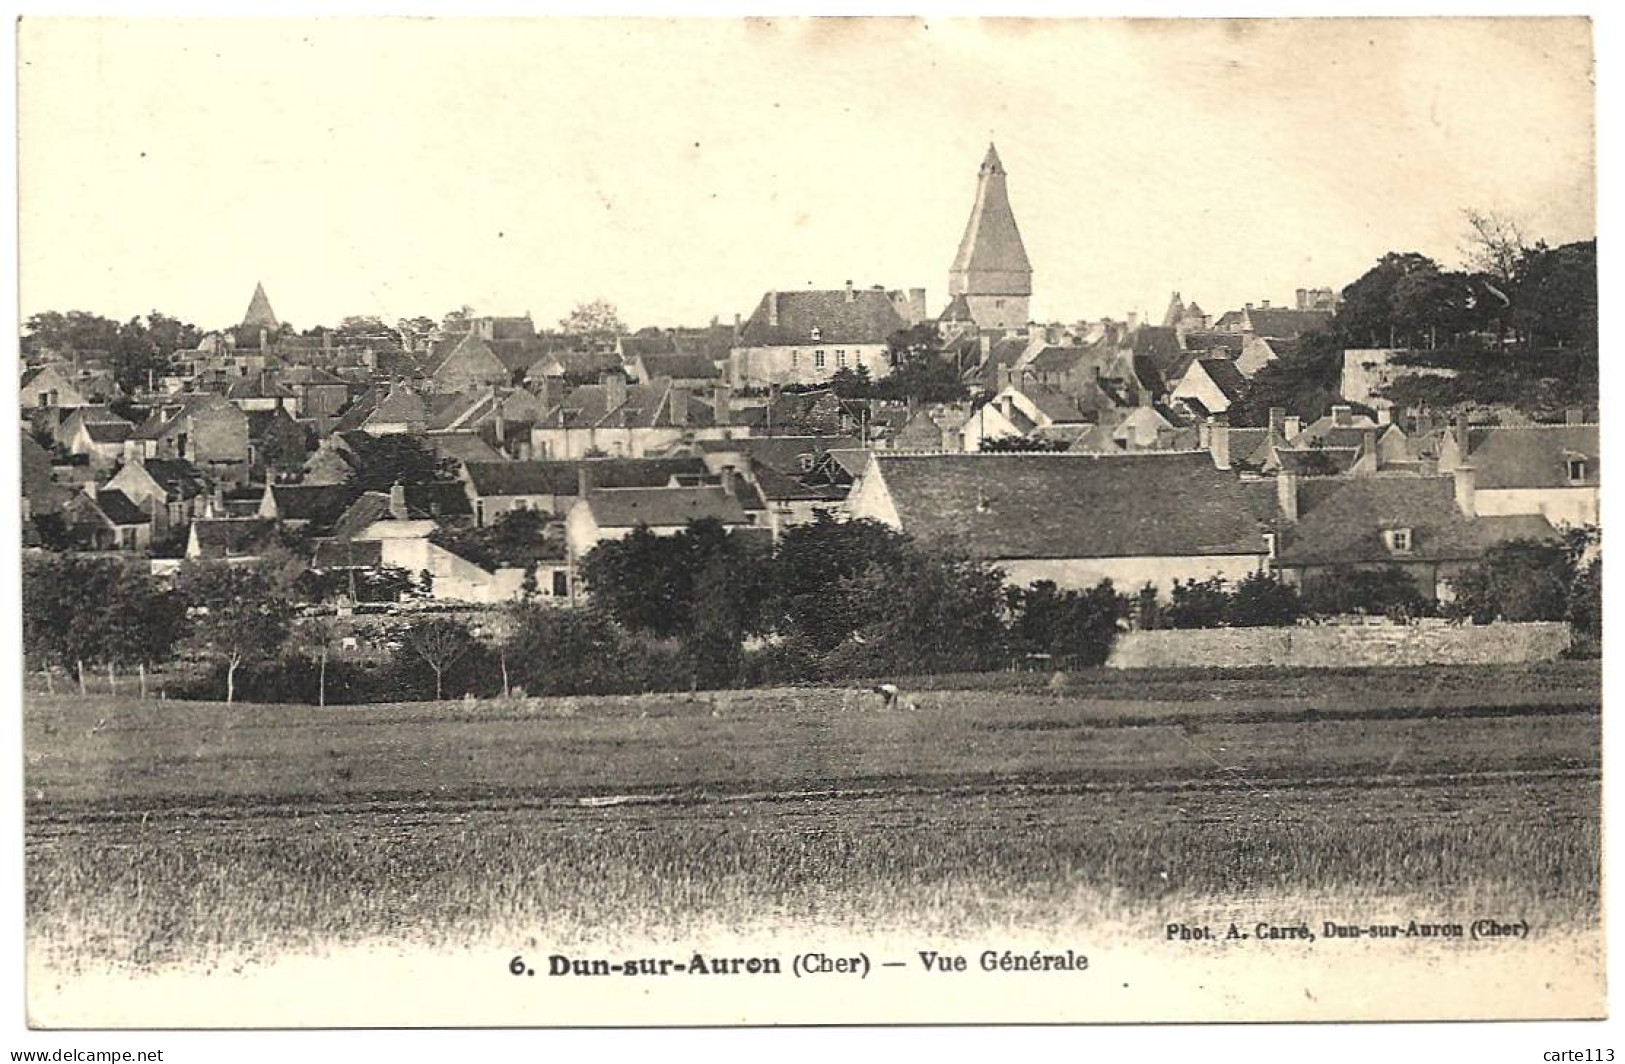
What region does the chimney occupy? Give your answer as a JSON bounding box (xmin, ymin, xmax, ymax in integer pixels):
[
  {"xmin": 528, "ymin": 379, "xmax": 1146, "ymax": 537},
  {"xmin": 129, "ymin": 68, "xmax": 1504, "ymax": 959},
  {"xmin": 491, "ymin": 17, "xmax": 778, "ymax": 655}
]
[
  {"xmin": 845, "ymin": 280, "xmax": 855, "ymax": 303},
  {"xmin": 1260, "ymin": 299, "xmax": 1271, "ymax": 310},
  {"xmin": 1197, "ymin": 418, "xmax": 1212, "ymax": 450},
  {"xmin": 1126, "ymin": 311, "xmax": 1139, "ymax": 331},
  {"xmin": 576, "ymin": 465, "xmax": 591, "ymax": 499},
  {"xmin": 1277, "ymin": 466, "xmax": 1299, "ymax": 523},
  {"xmin": 1376, "ymin": 406, "xmax": 1393, "ymax": 426},
  {"xmin": 1245, "ymin": 302, "xmax": 1254, "ymax": 311},
  {"xmin": 767, "ymin": 291, "xmax": 780, "ymax": 327},
  {"xmin": 719, "ymin": 465, "xmax": 738, "ymax": 498},
  {"xmin": 1283, "ymin": 415, "xmax": 1302, "ymax": 440},
  {"xmin": 210, "ymin": 485, "xmax": 225, "ymax": 517},
  {"xmin": 1268, "ymin": 406, "xmax": 1286, "ymax": 440},
  {"xmin": 1210, "ymin": 418, "xmax": 1231, "ymax": 471},
  {"xmin": 909, "ymin": 288, "xmax": 927, "ymax": 323},
  {"xmin": 1566, "ymin": 407, "xmax": 1586, "ymax": 425},
  {"xmin": 1295, "ymin": 288, "xmax": 1308, "ymax": 311},
  {"xmin": 1453, "ymin": 464, "xmax": 1476, "ymax": 517},
  {"xmin": 389, "ymin": 482, "xmax": 408, "ymax": 521},
  {"xmin": 493, "ymin": 393, "xmax": 507, "ymax": 443},
  {"xmin": 1332, "ymin": 404, "xmax": 1352, "ymax": 427},
  {"xmin": 713, "ymin": 384, "xmax": 732, "ymax": 426},
  {"xmin": 733, "ymin": 312, "xmax": 742, "ymax": 342},
  {"xmin": 1451, "ymin": 415, "xmax": 1471, "ymax": 455},
  {"xmin": 669, "ymin": 386, "xmax": 689, "ymax": 426},
  {"xmin": 603, "ymin": 371, "xmax": 627, "ymax": 411}
]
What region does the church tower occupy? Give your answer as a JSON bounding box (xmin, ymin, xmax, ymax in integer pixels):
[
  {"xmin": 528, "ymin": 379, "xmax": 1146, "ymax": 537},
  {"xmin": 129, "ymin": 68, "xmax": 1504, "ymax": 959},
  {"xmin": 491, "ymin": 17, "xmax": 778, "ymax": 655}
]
[
  {"xmin": 948, "ymin": 143, "xmax": 1032, "ymax": 332},
  {"xmin": 242, "ymin": 282, "xmax": 280, "ymax": 332}
]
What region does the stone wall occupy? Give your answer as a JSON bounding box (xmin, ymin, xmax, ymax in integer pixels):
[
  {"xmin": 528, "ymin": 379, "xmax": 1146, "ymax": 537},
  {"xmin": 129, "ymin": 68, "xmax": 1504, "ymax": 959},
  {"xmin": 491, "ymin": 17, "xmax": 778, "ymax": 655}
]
[{"xmin": 1105, "ymin": 621, "xmax": 1572, "ymax": 670}]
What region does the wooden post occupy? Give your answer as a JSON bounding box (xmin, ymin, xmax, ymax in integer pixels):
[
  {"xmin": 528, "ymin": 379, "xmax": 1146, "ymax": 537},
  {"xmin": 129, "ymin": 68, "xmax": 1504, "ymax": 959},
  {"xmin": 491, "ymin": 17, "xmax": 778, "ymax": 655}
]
[
  {"xmin": 107, "ymin": 662, "xmax": 116, "ymax": 694},
  {"xmin": 76, "ymin": 660, "xmax": 86, "ymax": 696},
  {"xmin": 138, "ymin": 663, "xmax": 148, "ymax": 701}
]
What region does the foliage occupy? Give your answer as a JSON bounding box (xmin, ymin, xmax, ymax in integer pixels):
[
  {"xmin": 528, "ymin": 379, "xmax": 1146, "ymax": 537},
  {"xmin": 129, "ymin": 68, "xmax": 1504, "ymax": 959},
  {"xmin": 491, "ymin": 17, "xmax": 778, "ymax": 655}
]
[
  {"xmin": 579, "ymin": 518, "xmax": 770, "ymax": 642},
  {"xmin": 558, "ymin": 299, "xmax": 626, "ymax": 337},
  {"xmin": 295, "ymin": 564, "xmax": 417, "ymax": 604},
  {"xmin": 1566, "ymin": 556, "xmax": 1601, "ymax": 652},
  {"xmin": 1006, "ymin": 579, "xmax": 1128, "ymax": 665},
  {"xmin": 22, "ymin": 555, "xmax": 186, "ymax": 674},
  {"xmin": 1450, "ymin": 538, "xmax": 1576, "ymax": 625},
  {"xmin": 1159, "ymin": 576, "xmax": 1232, "ymax": 629},
  {"xmin": 832, "ymin": 549, "xmax": 1010, "ymax": 675},
  {"xmin": 876, "ymin": 323, "xmax": 969, "ymax": 402},
  {"xmin": 430, "ymin": 509, "xmax": 560, "ymax": 572},
  {"xmin": 765, "ymin": 512, "xmax": 914, "ymax": 651},
  {"xmin": 22, "ymin": 309, "xmax": 203, "ymax": 393},
  {"xmin": 393, "ymin": 617, "xmax": 488, "ymax": 701},
  {"xmin": 1300, "ymin": 565, "xmax": 1430, "ymax": 618},
  {"xmin": 174, "ymin": 561, "xmax": 294, "ymax": 703},
  {"xmin": 341, "ymin": 433, "xmax": 454, "ymax": 492},
  {"xmin": 1223, "ymin": 571, "xmax": 1305, "ymax": 627}
]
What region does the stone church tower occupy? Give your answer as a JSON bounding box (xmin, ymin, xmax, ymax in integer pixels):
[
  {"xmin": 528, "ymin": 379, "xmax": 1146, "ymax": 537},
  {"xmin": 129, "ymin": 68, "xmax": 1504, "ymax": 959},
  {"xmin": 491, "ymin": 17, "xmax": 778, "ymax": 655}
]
[
  {"xmin": 947, "ymin": 143, "xmax": 1032, "ymax": 332},
  {"xmin": 242, "ymin": 281, "xmax": 280, "ymax": 332}
]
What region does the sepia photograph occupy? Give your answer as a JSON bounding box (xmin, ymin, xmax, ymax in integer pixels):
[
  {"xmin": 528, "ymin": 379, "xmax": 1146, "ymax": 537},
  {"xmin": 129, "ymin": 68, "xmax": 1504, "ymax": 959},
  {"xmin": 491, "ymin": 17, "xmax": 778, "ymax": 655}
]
[{"xmin": 11, "ymin": 14, "xmax": 1603, "ymax": 1032}]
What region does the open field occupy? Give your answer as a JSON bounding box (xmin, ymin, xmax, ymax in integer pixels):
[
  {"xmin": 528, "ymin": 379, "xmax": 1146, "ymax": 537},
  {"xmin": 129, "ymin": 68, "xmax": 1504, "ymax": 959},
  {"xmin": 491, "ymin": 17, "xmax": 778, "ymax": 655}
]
[{"xmin": 24, "ymin": 662, "xmax": 1602, "ymax": 975}]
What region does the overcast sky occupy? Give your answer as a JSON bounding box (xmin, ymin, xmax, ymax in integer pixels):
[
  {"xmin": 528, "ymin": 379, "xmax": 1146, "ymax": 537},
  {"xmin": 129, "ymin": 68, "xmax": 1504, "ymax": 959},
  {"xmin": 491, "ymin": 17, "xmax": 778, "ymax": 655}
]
[{"xmin": 18, "ymin": 17, "xmax": 1595, "ymax": 333}]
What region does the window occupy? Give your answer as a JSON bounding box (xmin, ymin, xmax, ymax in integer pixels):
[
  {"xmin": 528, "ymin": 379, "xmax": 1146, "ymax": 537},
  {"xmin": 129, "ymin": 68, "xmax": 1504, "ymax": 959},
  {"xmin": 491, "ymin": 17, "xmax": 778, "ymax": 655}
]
[
  {"xmin": 995, "ymin": 299, "xmax": 1005, "ymax": 309},
  {"xmin": 552, "ymin": 570, "xmax": 569, "ymax": 597},
  {"xmin": 814, "ymin": 350, "xmax": 826, "ymax": 369},
  {"xmin": 791, "ymin": 349, "xmax": 800, "ymax": 370},
  {"xmin": 1385, "ymin": 528, "xmax": 1413, "ymax": 553},
  {"xmin": 836, "ymin": 350, "xmax": 848, "ymax": 368},
  {"xmin": 810, "ymin": 327, "xmax": 822, "ymax": 342},
  {"xmin": 1567, "ymin": 458, "xmax": 1588, "ymax": 483},
  {"xmin": 475, "ymin": 500, "xmax": 486, "ymax": 526}
]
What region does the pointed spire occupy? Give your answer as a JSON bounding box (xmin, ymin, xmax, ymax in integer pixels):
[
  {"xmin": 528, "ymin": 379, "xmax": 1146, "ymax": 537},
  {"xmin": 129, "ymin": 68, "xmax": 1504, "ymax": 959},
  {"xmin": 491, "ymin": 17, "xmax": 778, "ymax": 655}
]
[
  {"xmin": 242, "ymin": 282, "xmax": 280, "ymax": 331},
  {"xmin": 949, "ymin": 142, "xmax": 1031, "ymax": 298}
]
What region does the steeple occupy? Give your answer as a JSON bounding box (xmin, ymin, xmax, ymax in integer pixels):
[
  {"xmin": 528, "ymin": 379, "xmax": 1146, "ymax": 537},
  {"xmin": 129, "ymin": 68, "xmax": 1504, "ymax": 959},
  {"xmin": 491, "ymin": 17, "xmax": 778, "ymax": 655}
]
[
  {"xmin": 242, "ymin": 282, "xmax": 280, "ymax": 331},
  {"xmin": 948, "ymin": 142, "xmax": 1032, "ymax": 332}
]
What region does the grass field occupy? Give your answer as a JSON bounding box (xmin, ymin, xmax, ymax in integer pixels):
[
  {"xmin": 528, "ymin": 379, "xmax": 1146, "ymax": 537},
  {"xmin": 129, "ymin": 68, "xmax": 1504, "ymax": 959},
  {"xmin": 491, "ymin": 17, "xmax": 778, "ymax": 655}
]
[{"xmin": 24, "ymin": 662, "xmax": 1602, "ymax": 973}]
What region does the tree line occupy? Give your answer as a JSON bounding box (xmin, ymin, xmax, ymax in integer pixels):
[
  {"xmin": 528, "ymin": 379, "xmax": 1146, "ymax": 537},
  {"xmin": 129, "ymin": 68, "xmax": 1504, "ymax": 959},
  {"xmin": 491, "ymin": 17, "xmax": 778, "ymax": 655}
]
[{"xmin": 23, "ymin": 518, "xmax": 1599, "ymax": 706}]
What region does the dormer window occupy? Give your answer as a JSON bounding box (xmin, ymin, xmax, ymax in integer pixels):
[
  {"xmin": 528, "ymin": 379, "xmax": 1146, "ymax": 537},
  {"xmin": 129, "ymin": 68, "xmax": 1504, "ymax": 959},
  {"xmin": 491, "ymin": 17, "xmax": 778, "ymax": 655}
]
[
  {"xmin": 810, "ymin": 327, "xmax": 822, "ymax": 343},
  {"xmin": 1385, "ymin": 527, "xmax": 1413, "ymax": 554},
  {"xmin": 1567, "ymin": 457, "xmax": 1588, "ymax": 483}
]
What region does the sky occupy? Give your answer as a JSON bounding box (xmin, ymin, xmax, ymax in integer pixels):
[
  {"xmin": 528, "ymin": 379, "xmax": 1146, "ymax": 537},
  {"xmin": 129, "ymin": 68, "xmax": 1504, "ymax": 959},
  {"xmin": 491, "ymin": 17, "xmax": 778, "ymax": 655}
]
[{"xmin": 17, "ymin": 16, "xmax": 1596, "ymax": 334}]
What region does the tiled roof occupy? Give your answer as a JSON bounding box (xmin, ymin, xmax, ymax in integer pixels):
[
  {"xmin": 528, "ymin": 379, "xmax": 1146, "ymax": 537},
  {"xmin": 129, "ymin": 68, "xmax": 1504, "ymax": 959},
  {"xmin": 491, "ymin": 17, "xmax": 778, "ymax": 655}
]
[
  {"xmin": 634, "ymin": 352, "xmax": 722, "ymax": 381},
  {"xmin": 1193, "ymin": 358, "xmax": 1249, "ymax": 403},
  {"xmin": 191, "ymin": 517, "xmax": 276, "ymax": 556},
  {"xmin": 1247, "ymin": 307, "xmax": 1334, "ymax": 338},
  {"xmin": 1278, "ymin": 476, "xmax": 1553, "ymax": 566},
  {"xmin": 738, "ymin": 289, "xmax": 907, "ymax": 348},
  {"xmin": 1464, "ymin": 424, "xmax": 1600, "ymax": 490},
  {"xmin": 309, "ymin": 538, "xmax": 385, "ymax": 569},
  {"xmin": 582, "ymin": 485, "xmax": 752, "ymax": 528},
  {"xmin": 465, "ymin": 457, "xmax": 706, "ymax": 496},
  {"xmin": 431, "ymin": 432, "xmax": 507, "ymax": 465},
  {"xmin": 91, "ymin": 488, "xmax": 150, "ymax": 526},
  {"xmin": 367, "ymin": 386, "xmax": 428, "ymax": 426},
  {"xmin": 83, "ymin": 421, "xmax": 132, "ymax": 445},
  {"xmin": 697, "ymin": 434, "xmax": 862, "ymax": 473},
  {"xmin": 267, "ymin": 483, "xmax": 359, "ymax": 522},
  {"xmin": 1276, "ymin": 447, "xmax": 1360, "ymax": 476},
  {"xmin": 870, "ymin": 451, "xmax": 1268, "ymax": 560},
  {"xmin": 141, "ymin": 458, "xmax": 209, "ymax": 499}
]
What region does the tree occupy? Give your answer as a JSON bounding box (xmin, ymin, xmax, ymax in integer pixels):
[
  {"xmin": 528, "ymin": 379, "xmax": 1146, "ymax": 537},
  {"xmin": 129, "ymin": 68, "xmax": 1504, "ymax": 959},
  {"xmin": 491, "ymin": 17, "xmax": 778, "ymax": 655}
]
[
  {"xmin": 22, "ymin": 555, "xmax": 185, "ymax": 694},
  {"xmin": 1300, "ymin": 565, "xmax": 1429, "ymax": 618},
  {"xmin": 579, "ymin": 518, "xmax": 769, "ymax": 642},
  {"xmin": 296, "ymin": 618, "xmax": 336, "ymax": 707},
  {"xmin": 1461, "ymin": 208, "xmax": 1530, "ymax": 288},
  {"xmin": 430, "ymin": 509, "xmax": 558, "ymax": 572},
  {"xmin": 175, "ymin": 562, "xmax": 293, "ymax": 704},
  {"xmin": 1159, "ymin": 576, "xmax": 1231, "ymax": 629},
  {"xmin": 559, "ymin": 299, "xmax": 626, "ymax": 337},
  {"xmin": 875, "ymin": 323, "xmax": 967, "ymax": 403},
  {"xmin": 400, "ymin": 617, "xmax": 481, "ymax": 701},
  {"xmin": 1223, "ymin": 571, "xmax": 1304, "ymax": 627},
  {"xmin": 835, "ymin": 549, "xmax": 1009, "ymax": 674},
  {"xmin": 1567, "ymin": 555, "xmax": 1601, "ymax": 651},
  {"xmin": 766, "ymin": 513, "xmax": 914, "ymax": 651},
  {"xmin": 342, "ymin": 433, "xmax": 453, "ymax": 492},
  {"xmin": 1450, "ymin": 539, "xmax": 1575, "ymax": 625},
  {"xmin": 1006, "ymin": 579, "xmax": 1128, "ymax": 665}
]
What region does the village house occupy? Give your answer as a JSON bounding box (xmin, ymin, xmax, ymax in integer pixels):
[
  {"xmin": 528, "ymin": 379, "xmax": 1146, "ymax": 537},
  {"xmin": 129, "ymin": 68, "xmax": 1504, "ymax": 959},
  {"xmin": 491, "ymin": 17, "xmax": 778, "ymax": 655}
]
[
  {"xmin": 126, "ymin": 392, "xmax": 252, "ymax": 485},
  {"xmin": 626, "ymin": 350, "xmax": 724, "ymax": 390},
  {"xmin": 66, "ymin": 416, "xmax": 134, "ymax": 469},
  {"xmin": 847, "ymin": 451, "xmax": 1271, "ymax": 594},
  {"xmin": 529, "ymin": 375, "xmax": 741, "ymax": 459},
  {"xmin": 258, "ymin": 482, "xmax": 359, "ymax": 536},
  {"xmin": 223, "ymin": 372, "xmax": 299, "ymax": 414},
  {"xmin": 186, "ymin": 516, "xmax": 277, "ymax": 562},
  {"xmin": 19, "ymin": 363, "xmax": 91, "ymax": 411},
  {"xmin": 1212, "ymin": 301, "xmax": 1334, "ymax": 340},
  {"xmin": 1271, "ymin": 465, "xmax": 1559, "ymax": 602},
  {"xmin": 246, "ymin": 406, "xmax": 311, "ymax": 479},
  {"xmin": 60, "ymin": 484, "xmax": 152, "ymax": 552},
  {"xmin": 277, "ymin": 363, "xmax": 352, "ymax": 420},
  {"xmin": 728, "ymin": 284, "xmax": 907, "ymax": 388},
  {"xmin": 988, "ymin": 376, "xmax": 1095, "ymax": 437},
  {"xmin": 359, "ymin": 383, "xmax": 430, "ymax": 435},
  {"xmin": 104, "ymin": 456, "xmax": 210, "ymax": 540},
  {"xmin": 696, "ymin": 436, "xmax": 858, "ymax": 530},
  {"xmin": 1435, "ymin": 417, "xmax": 1599, "ymax": 528},
  {"xmin": 1170, "ymin": 357, "xmax": 1249, "ymax": 418},
  {"xmin": 460, "ymin": 456, "xmax": 710, "ymax": 525},
  {"xmin": 423, "ymin": 329, "xmax": 513, "ymax": 394}
]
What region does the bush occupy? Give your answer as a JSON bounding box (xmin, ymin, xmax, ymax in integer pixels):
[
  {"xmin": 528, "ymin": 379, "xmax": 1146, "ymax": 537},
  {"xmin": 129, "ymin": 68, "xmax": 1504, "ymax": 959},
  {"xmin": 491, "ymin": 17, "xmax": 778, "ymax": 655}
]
[
  {"xmin": 1450, "ymin": 539, "xmax": 1574, "ymax": 624},
  {"xmin": 1223, "ymin": 572, "xmax": 1304, "ymax": 627},
  {"xmin": 1160, "ymin": 577, "xmax": 1230, "ymax": 629},
  {"xmin": 1301, "ymin": 565, "xmax": 1431, "ymax": 618},
  {"xmin": 1006, "ymin": 580, "xmax": 1128, "ymax": 665}
]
